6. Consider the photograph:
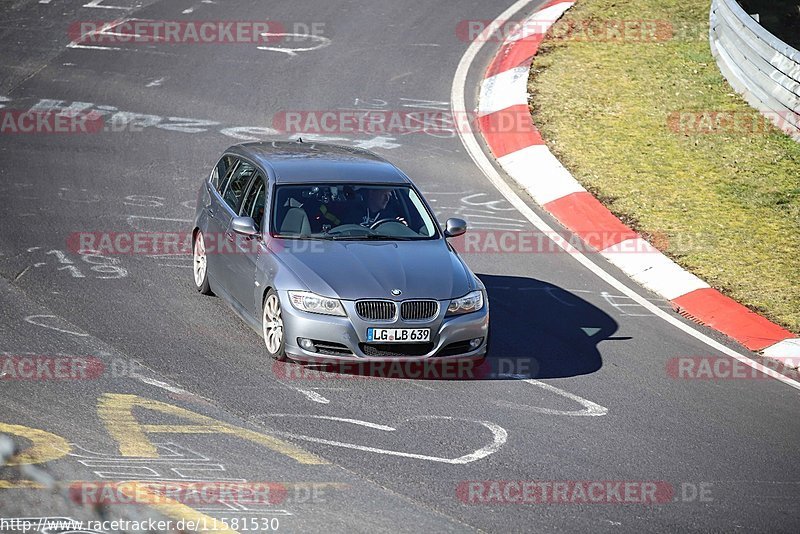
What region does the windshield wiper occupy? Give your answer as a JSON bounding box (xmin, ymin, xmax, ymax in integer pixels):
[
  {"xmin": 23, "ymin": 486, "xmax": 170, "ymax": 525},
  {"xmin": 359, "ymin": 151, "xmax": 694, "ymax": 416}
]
[
  {"xmin": 272, "ymin": 234, "xmax": 329, "ymax": 241},
  {"xmin": 329, "ymin": 234, "xmax": 413, "ymax": 241}
]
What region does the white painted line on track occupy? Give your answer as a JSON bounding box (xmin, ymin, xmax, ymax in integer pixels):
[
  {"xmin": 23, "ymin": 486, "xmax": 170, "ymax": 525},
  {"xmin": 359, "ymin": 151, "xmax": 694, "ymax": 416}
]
[
  {"xmin": 67, "ymin": 43, "xmax": 123, "ymax": 51},
  {"xmin": 292, "ymin": 387, "xmax": 330, "ymax": 404},
  {"xmin": 451, "ymin": 0, "xmax": 800, "ymax": 392},
  {"xmin": 83, "ymin": 0, "xmax": 138, "ymax": 10},
  {"xmin": 498, "ymin": 379, "xmax": 608, "ymax": 416},
  {"xmin": 67, "ymin": 19, "xmax": 126, "ymax": 52},
  {"xmin": 266, "ymin": 415, "xmax": 396, "ymax": 432},
  {"xmin": 14, "ymin": 266, "xmax": 31, "ymax": 281},
  {"xmin": 263, "ymin": 415, "xmax": 507, "ymax": 464},
  {"xmin": 182, "ymin": 0, "xmax": 215, "ymax": 15},
  {"xmin": 127, "ymin": 216, "xmax": 191, "ymax": 221},
  {"xmin": 270, "ymin": 375, "xmax": 331, "ymax": 404},
  {"xmin": 134, "ymin": 375, "xmax": 189, "ymax": 395},
  {"xmin": 157, "ymin": 264, "xmax": 193, "ymax": 269},
  {"xmin": 257, "ymin": 33, "xmax": 332, "ymax": 56},
  {"xmin": 24, "ymin": 315, "xmax": 89, "ymax": 337}
]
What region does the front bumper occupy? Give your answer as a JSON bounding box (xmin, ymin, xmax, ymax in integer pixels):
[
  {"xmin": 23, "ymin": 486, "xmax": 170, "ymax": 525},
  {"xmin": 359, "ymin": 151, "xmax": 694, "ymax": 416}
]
[{"xmin": 279, "ymin": 291, "xmax": 489, "ymax": 363}]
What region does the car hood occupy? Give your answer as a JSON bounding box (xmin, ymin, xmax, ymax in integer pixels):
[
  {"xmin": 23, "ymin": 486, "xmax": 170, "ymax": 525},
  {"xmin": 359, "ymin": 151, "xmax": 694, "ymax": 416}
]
[{"xmin": 270, "ymin": 239, "xmax": 475, "ymax": 300}]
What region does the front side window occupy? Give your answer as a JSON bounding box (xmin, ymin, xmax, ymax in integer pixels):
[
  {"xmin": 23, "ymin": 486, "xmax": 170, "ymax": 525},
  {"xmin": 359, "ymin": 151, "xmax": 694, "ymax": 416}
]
[
  {"xmin": 271, "ymin": 184, "xmax": 439, "ymax": 241},
  {"xmin": 221, "ymin": 160, "xmax": 256, "ymax": 212}
]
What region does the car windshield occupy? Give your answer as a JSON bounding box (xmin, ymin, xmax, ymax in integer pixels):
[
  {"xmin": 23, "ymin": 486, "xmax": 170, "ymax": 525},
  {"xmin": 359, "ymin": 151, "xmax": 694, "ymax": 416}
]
[{"xmin": 272, "ymin": 184, "xmax": 439, "ymax": 241}]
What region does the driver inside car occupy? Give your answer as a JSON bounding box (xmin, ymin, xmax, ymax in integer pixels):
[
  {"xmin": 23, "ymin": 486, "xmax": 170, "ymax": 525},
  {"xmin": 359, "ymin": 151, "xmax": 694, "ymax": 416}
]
[
  {"xmin": 352, "ymin": 188, "xmax": 407, "ymax": 227},
  {"xmin": 361, "ymin": 189, "xmax": 391, "ymax": 226}
]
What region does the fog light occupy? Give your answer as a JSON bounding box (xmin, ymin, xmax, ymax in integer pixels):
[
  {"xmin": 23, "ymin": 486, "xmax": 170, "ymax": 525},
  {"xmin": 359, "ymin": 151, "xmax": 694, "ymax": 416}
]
[
  {"xmin": 469, "ymin": 337, "xmax": 483, "ymax": 349},
  {"xmin": 298, "ymin": 338, "xmax": 317, "ymax": 352}
]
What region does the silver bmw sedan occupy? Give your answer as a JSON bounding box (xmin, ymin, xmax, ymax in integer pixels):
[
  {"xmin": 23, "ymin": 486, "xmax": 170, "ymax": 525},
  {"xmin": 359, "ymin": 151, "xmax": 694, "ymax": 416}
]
[{"xmin": 192, "ymin": 141, "xmax": 488, "ymax": 363}]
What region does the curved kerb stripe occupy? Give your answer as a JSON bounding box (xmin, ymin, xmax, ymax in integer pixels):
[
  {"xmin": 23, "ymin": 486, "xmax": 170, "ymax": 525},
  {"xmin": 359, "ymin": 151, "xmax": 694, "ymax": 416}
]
[{"xmin": 476, "ymin": 0, "xmax": 799, "ymax": 364}]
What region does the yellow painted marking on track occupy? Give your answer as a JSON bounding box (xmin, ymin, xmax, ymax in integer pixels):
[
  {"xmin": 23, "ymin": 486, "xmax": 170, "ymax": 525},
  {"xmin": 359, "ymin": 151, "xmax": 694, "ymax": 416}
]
[
  {"xmin": 0, "ymin": 422, "xmax": 70, "ymax": 465},
  {"xmin": 0, "ymin": 480, "xmax": 45, "ymax": 489},
  {"xmin": 97, "ymin": 394, "xmax": 326, "ymax": 464},
  {"xmin": 117, "ymin": 482, "xmax": 240, "ymax": 534}
]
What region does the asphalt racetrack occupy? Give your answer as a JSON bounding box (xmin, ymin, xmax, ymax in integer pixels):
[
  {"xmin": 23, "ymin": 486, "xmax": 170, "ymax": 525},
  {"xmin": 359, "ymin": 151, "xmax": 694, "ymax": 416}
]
[{"xmin": 0, "ymin": 0, "xmax": 798, "ymax": 532}]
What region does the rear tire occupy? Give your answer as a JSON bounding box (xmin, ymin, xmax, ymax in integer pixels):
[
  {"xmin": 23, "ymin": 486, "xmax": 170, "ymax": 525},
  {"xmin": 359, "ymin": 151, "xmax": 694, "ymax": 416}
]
[
  {"xmin": 193, "ymin": 231, "xmax": 213, "ymax": 295},
  {"xmin": 262, "ymin": 289, "xmax": 287, "ymax": 361}
]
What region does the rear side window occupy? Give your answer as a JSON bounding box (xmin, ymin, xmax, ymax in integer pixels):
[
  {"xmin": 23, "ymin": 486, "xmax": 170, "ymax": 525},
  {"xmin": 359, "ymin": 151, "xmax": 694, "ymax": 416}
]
[
  {"xmin": 211, "ymin": 155, "xmax": 237, "ymax": 192},
  {"xmin": 240, "ymin": 175, "xmax": 266, "ymax": 231},
  {"xmin": 221, "ymin": 160, "xmax": 256, "ymax": 212}
]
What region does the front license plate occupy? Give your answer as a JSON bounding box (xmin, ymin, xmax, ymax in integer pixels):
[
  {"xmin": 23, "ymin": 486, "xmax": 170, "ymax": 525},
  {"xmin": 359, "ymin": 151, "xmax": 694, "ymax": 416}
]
[{"xmin": 367, "ymin": 328, "xmax": 430, "ymax": 343}]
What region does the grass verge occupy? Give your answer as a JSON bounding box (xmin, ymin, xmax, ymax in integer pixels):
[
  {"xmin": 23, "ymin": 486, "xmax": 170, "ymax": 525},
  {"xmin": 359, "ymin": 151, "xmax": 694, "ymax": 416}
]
[{"xmin": 528, "ymin": 0, "xmax": 800, "ymax": 334}]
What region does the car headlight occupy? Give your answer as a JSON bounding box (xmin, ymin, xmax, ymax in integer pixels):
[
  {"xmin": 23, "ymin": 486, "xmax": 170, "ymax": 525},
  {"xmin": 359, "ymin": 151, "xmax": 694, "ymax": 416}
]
[
  {"xmin": 288, "ymin": 291, "xmax": 346, "ymax": 316},
  {"xmin": 447, "ymin": 290, "xmax": 484, "ymax": 316}
]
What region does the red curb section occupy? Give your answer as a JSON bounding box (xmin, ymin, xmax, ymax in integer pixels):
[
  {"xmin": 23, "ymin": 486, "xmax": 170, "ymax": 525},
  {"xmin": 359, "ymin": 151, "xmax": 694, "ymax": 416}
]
[
  {"xmin": 478, "ymin": 1, "xmax": 796, "ymax": 355},
  {"xmin": 672, "ymin": 289, "xmax": 795, "ymax": 351},
  {"xmin": 477, "ymin": 105, "xmax": 543, "ymax": 158},
  {"xmin": 543, "ymin": 192, "xmax": 638, "ymax": 250},
  {"xmin": 486, "ymin": 34, "xmax": 546, "ymax": 77}
]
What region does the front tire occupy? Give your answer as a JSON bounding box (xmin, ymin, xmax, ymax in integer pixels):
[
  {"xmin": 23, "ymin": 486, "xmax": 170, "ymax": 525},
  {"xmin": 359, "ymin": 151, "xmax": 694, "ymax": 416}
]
[
  {"xmin": 193, "ymin": 231, "xmax": 213, "ymax": 295},
  {"xmin": 262, "ymin": 289, "xmax": 286, "ymax": 361}
]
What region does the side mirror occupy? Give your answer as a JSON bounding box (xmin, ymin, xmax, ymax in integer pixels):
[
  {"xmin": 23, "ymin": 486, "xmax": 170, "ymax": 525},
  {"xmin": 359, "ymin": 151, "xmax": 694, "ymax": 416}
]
[
  {"xmin": 444, "ymin": 218, "xmax": 467, "ymax": 238},
  {"xmin": 231, "ymin": 216, "xmax": 259, "ymax": 237}
]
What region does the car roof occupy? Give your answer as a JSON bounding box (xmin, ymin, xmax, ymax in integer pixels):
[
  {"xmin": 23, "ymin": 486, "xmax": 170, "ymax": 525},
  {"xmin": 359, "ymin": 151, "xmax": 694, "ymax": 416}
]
[{"xmin": 228, "ymin": 141, "xmax": 410, "ymax": 185}]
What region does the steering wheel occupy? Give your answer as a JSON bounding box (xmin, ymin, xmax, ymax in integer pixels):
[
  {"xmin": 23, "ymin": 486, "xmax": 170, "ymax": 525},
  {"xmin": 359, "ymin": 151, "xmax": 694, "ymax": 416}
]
[{"xmin": 369, "ymin": 218, "xmax": 407, "ymax": 230}]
